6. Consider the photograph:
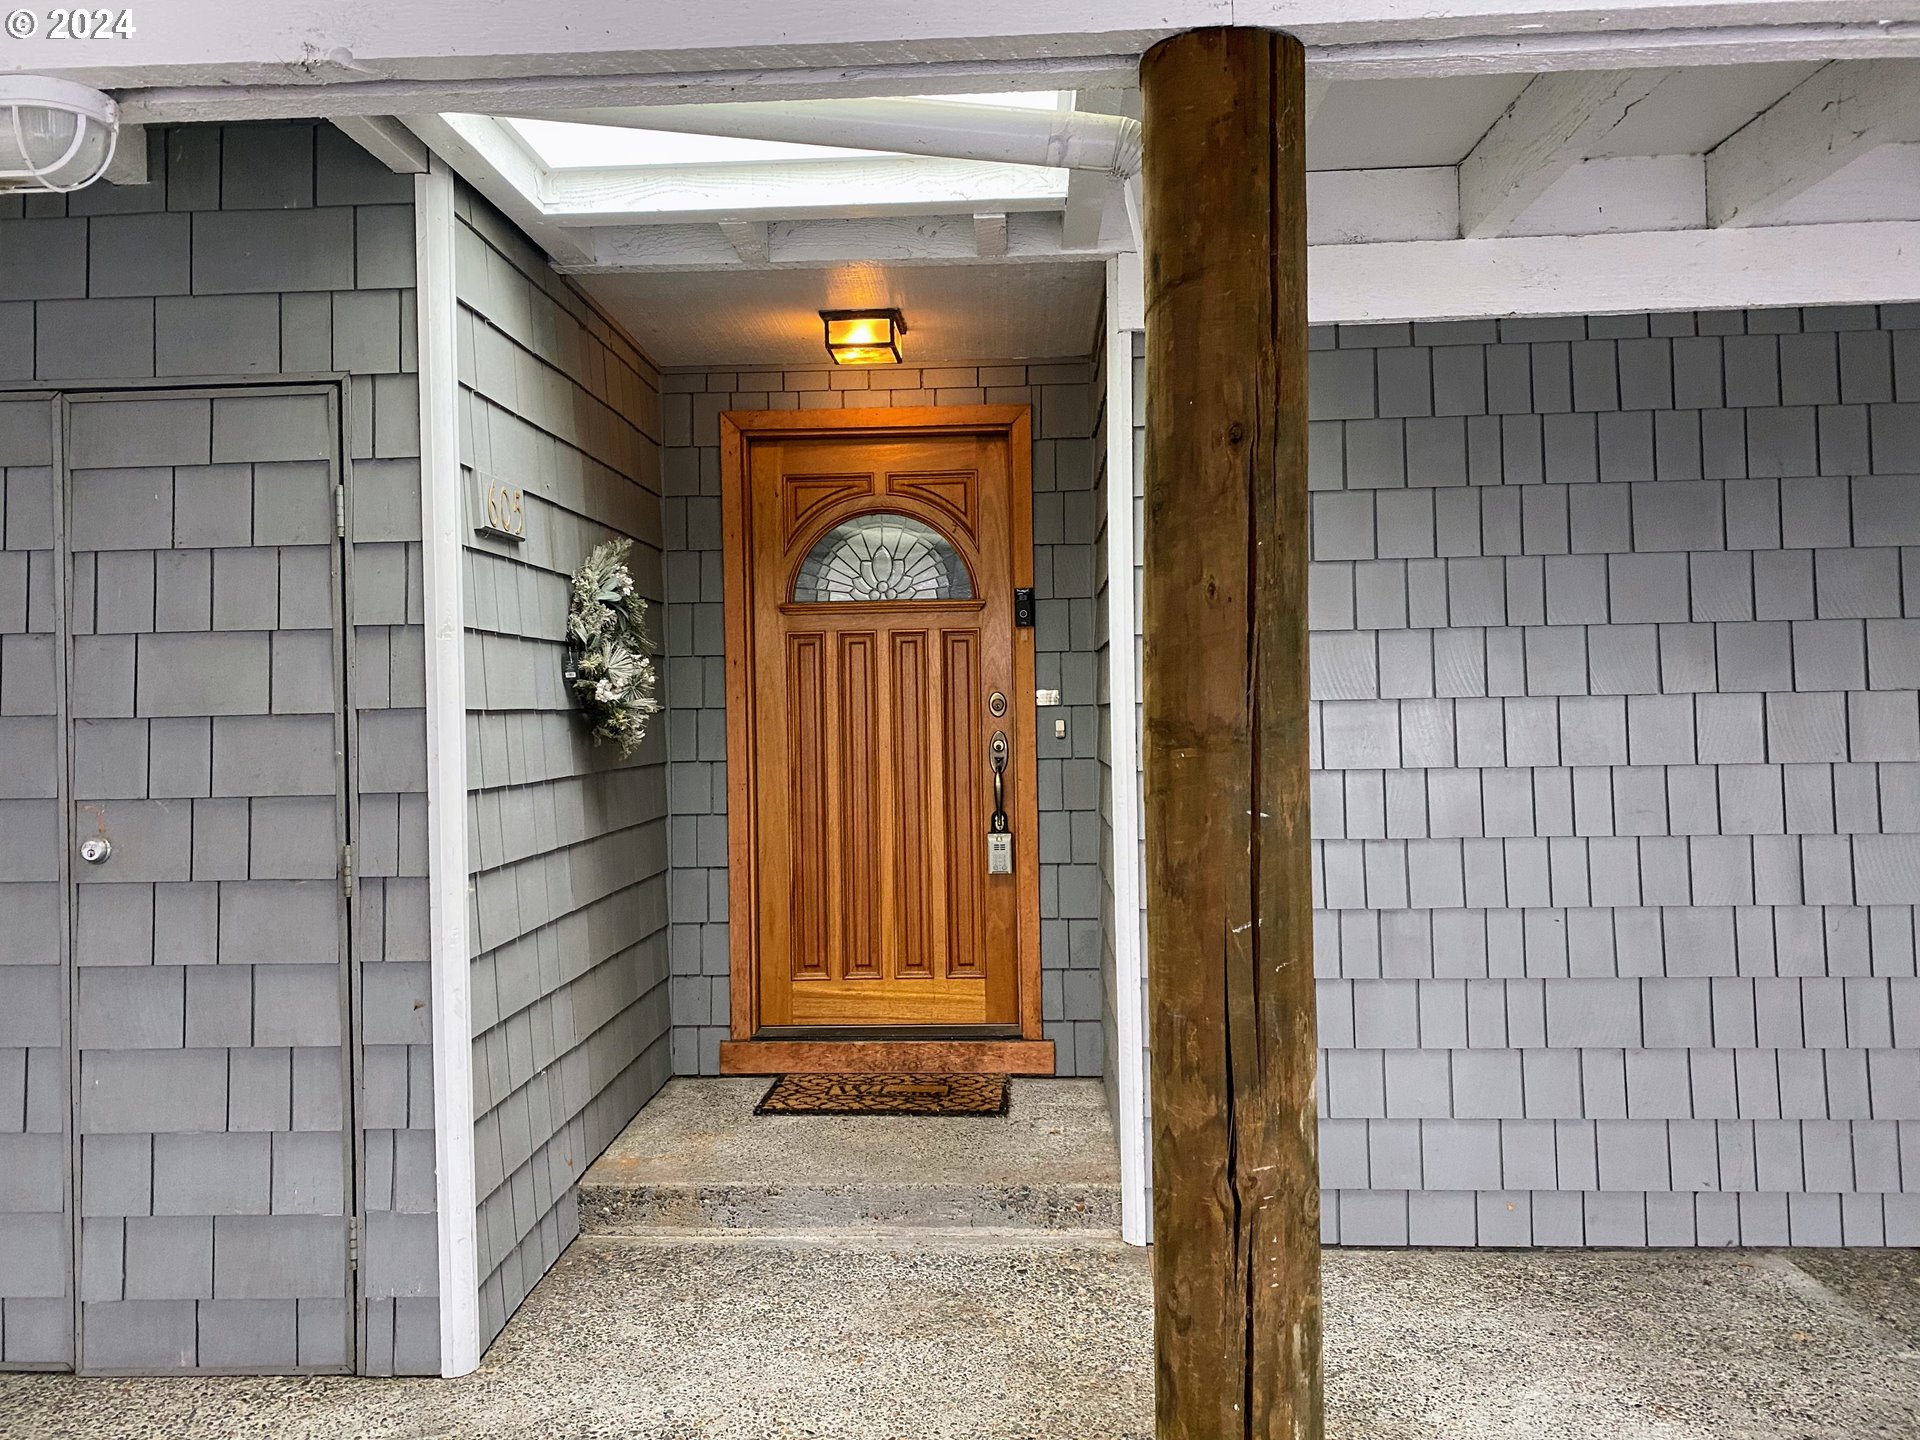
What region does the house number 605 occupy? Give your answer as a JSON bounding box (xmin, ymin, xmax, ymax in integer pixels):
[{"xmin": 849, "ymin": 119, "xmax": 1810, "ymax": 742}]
[{"xmin": 478, "ymin": 477, "xmax": 527, "ymax": 542}]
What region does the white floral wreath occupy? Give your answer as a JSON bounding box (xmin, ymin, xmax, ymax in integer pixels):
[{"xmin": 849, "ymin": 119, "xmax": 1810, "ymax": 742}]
[{"xmin": 565, "ymin": 538, "xmax": 660, "ymax": 758}]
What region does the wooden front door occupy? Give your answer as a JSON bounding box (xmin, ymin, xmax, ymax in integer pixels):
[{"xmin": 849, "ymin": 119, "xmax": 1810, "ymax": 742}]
[{"xmin": 722, "ymin": 409, "xmax": 1041, "ymax": 1048}]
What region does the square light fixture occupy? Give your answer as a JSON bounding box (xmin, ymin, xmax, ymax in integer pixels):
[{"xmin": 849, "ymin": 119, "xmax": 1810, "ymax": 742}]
[{"xmin": 821, "ymin": 309, "xmax": 906, "ymax": 366}]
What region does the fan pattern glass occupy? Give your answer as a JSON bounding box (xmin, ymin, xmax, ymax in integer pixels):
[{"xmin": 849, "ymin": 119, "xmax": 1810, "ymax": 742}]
[{"xmin": 792, "ymin": 513, "xmax": 973, "ymax": 602}]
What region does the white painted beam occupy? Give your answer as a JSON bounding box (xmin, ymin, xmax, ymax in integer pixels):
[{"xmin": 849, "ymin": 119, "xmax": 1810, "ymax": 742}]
[
  {"xmin": 540, "ymin": 156, "xmax": 1066, "ymax": 225},
  {"xmin": 332, "ymin": 116, "xmax": 431, "ymax": 174},
  {"xmin": 558, "ymin": 210, "xmax": 1071, "ymax": 272},
  {"xmin": 66, "ymin": 8, "xmax": 1920, "ymax": 121},
  {"xmin": 1101, "ymin": 252, "xmax": 1147, "ymax": 1248},
  {"xmin": 973, "ymin": 212, "xmax": 1009, "ymax": 258},
  {"xmin": 1458, "ymin": 68, "xmax": 1674, "ymax": 238},
  {"xmin": 1308, "ymin": 219, "xmax": 1920, "ymax": 323},
  {"xmin": 414, "ymin": 158, "xmax": 482, "ymax": 1381},
  {"xmin": 718, "ymin": 219, "xmax": 770, "ymax": 262},
  {"xmin": 115, "ymin": 58, "xmax": 1128, "ymax": 125},
  {"xmin": 1707, "ymin": 58, "xmax": 1920, "ymax": 227},
  {"xmin": 528, "ymin": 155, "xmax": 1920, "ymax": 274}
]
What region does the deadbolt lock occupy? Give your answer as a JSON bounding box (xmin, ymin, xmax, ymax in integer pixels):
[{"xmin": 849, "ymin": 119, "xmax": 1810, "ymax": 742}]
[{"xmin": 988, "ymin": 690, "xmax": 1008, "ymax": 718}]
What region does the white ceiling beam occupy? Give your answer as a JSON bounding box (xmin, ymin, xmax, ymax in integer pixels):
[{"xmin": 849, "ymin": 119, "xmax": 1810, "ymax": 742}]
[
  {"xmin": 1707, "ymin": 58, "xmax": 1920, "ymax": 227},
  {"xmin": 558, "ymin": 211, "xmax": 1074, "ymax": 273},
  {"xmin": 540, "ymin": 156, "xmax": 1067, "ymax": 226},
  {"xmin": 72, "ymin": 7, "xmax": 1920, "ymax": 120},
  {"xmin": 115, "ymin": 59, "xmax": 1126, "ymax": 125},
  {"xmin": 332, "ymin": 116, "xmax": 431, "ymax": 174},
  {"xmin": 552, "ymin": 209, "xmax": 1920, "ymax": 325},
  {"xmin": 1310, "ymin": 219, "xmax": 1920, "ymax": 323},
  {"xmin": 399, "ymin": 113, "xmax": 596, "ymax": 266},
  {"xmin": 973, "ymin": 212, "xmax": 1009, "ymax": 258},
  {"xmin": 1458, "ymin": 68, "xmax": 1675, "ymax": 238},
  {"xmin": 717, "ymin": 219, "xmax": 771, "ymax": 263},
  {"xmin": 1315, "ymin": 21, "xmax": 1920, "ymax": 79}
]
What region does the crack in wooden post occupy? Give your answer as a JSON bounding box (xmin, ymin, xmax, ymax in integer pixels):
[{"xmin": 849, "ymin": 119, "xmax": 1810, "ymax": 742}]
[{"xmin": 1140, "ymin": 26, "xmax": 1322, "ymax": 1440}]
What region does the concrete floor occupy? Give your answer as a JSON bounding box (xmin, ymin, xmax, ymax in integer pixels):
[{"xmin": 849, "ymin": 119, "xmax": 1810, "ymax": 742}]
[
  {"xmin": 5, "ymin": 1084, "xmax": 1917, "ymax": 1437},
  {"xmin": 3, "ymin": 1242, "xmax": 1915, "ymax": 1439}
]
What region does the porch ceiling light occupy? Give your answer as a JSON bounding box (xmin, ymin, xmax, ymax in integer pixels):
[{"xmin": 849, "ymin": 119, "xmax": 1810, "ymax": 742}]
[
  {"xmin": 0, "ymin": 76, "xmax": 119, "ymax": 193},
  {"xmin": 821, "ymin": 309, "xmax": 905, "ymax": 366}
]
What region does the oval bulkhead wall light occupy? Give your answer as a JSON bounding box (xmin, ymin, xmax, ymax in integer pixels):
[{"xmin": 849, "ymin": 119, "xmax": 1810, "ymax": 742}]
[
  {"xmin": 821, "ymin": 309, "xmax": 906, "ymax": 366},
  {"xmin": 0, "ymin": 76, "xmax": 119, "ymax": 193}
]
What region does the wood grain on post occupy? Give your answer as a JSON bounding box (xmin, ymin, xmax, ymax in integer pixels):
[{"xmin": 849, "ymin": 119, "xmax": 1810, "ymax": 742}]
[{"xmin": 1139, "ymin": 27, "xmax": 1322, "ymax": 1440}]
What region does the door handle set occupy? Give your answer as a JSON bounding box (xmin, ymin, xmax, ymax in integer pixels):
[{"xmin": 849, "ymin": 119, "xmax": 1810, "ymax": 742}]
[{"xmin": 986, "ymin": 730, "xmax": 1013, "ymax": 875}]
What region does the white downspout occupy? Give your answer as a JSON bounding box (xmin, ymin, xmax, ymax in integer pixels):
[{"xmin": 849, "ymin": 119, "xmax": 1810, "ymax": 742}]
[{"xmin": 507, "ymin": 98, "xmax": 1143, "ymax": 180}]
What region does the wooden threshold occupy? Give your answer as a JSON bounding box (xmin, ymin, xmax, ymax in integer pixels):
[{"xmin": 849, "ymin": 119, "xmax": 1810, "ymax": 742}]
[{"xmin": 719, "ymin": 1038, "xmax": 1055, "ymax": 1076}]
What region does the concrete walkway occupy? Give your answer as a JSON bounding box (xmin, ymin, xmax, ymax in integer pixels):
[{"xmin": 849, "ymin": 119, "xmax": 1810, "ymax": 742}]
[
  {"xmin": 3, "ymin": 1241, "xmax": 1915, "ymax": 1438},
  {"xmin": 4, "ymin": 1082, "xmax": 1916, "ymax": 1437}
]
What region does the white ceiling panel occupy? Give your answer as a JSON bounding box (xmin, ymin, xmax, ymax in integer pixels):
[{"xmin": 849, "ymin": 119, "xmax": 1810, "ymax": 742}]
[
  {"xmin": 1586, "ymin": 62, "xmax": 1824, "ymax": 158},
  {"xmin": 1306, "ymin": 75, "xmax": 1529, "ymax": 171},
  {"xmin": 1768, "ymin": 143, "xmax": 1920, "ymax": 224},
  {"xmin": 579, "ymin": 259, "xmax": 1105, "ymax": 369}
]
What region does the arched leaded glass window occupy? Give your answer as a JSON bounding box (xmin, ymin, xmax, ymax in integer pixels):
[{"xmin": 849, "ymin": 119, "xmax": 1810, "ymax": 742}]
[{"xmin": 791, "ymin": 513, "xmax": 974, "ymax": 603}]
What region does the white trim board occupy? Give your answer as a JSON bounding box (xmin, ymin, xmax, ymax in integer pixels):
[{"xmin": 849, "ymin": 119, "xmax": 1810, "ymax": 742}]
[
  {"xmin": 1307, "ymin": 219, "xmax": 1920, "ymax": 322},
  {"xmin": 415, "ymin": 162, "xmax": 483, "ymax": 1380},
  {"xmin": 43, "ymin": 4, "xmax": 1920, "ymax": 100},
  {"xmin": 1104, "ymin": 254, "xmax": 1149, "ymax": 1248}
]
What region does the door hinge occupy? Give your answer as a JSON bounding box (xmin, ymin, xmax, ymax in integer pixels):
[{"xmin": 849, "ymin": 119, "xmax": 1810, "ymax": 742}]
[
  {"xmin": 340, "ymin": 843, "xmax": 355, "ymax": 898},
  {"xmin": 347, "ymin": 1215, "xmax": 361, "ymax": 1269},
  {"xmin": 334, "ymin": 484, "xmax": 347, "ymax": 537}
]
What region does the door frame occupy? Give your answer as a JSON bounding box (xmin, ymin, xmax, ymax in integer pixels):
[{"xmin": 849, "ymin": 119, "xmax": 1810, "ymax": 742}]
[{"xmin": 716, "ymin": 406, "xmax": 1052, "ymax": 1076}]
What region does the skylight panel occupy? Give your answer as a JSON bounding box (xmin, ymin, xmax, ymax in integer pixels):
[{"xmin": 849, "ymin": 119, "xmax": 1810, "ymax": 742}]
[{"xmin": 506, "ymin": 91, "xmax": 1070, "ymax": 171}]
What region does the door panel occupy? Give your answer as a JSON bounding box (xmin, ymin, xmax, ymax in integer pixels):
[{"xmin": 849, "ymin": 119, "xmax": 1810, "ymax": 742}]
[
  {"xmin": 738, "ymin": 422, "xmax": 1035, "ymax": 1032},
  {"xmin": 63, "ymin": 391, "xmax": 354, "ymax": 1374}
]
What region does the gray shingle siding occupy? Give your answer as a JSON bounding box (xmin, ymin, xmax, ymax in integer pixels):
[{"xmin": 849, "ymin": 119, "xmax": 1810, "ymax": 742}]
[
  {"xmin": 1302, "ymin": 307, "xmax": 1920, "ymax": 1246},
  {"xmin": 0, "ymin": 120, "xmax": 437, "ymax": 1371},
  {"xmin": 451, "ymin": 185, "xmax": 671, "ymax": 1351},
  {"xmin": 658, "ymin": 361, "xmax": 1103, "ymax": 1076}
]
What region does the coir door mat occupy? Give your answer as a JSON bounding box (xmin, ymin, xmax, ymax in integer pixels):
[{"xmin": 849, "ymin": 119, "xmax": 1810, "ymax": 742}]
[{"xmin": 755, "ymin": 1072, "xmax": 1010, "ymax": 1116}]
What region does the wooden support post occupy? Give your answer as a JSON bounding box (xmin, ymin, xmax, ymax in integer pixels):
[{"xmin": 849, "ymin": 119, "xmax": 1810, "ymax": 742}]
[{"xmin": 1139, "ymin": 27, "xmax": 1320, "ymax": 1440}]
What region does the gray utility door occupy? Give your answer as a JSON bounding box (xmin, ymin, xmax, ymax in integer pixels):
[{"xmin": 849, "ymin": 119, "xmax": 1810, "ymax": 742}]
[{"xmin": 0, "ymin": 387, "xmax": 359, "ymax": 1374}]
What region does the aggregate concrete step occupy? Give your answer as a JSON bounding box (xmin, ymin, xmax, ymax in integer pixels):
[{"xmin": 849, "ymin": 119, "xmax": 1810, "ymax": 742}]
[{"xmin": 578, "ymin": 1076, "xmax": 1124, "ymax": 1237}]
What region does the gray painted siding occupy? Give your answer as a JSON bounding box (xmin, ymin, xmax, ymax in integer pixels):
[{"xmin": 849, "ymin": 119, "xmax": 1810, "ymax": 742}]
[
  {"xmin": 0, "ymin": 121, "xmax": 439, "ymax": 1371},
  {"xmin": 452, "ymin": 186, "xmax": 671, "ymax": 1351},
  {"xmin": 1303, "ymin": 307, "xmax": 1920, "ymax": 1246},
  {"xmin": 659, "ymin": 362, "xmax": 1103, "ymax": 1077}
]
